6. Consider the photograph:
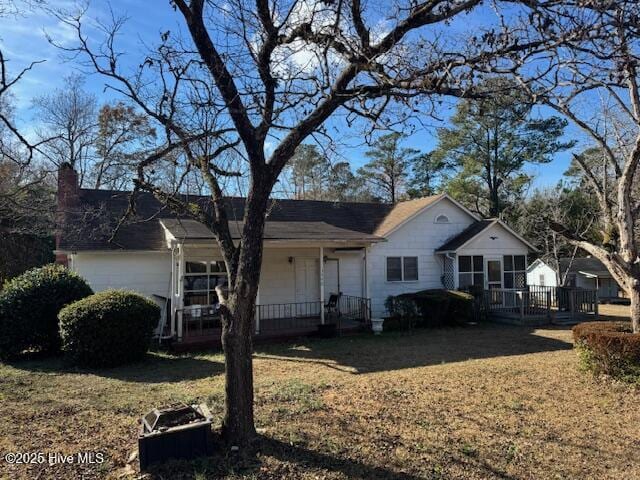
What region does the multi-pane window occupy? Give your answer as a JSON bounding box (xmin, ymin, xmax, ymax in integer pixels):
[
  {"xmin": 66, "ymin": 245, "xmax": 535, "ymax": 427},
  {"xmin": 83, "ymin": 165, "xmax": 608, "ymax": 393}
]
[
  {"xmin": 458, "ymin": 255, "xmax": 484, "ymax": 289},
  {"xmin": 503, "ymin": 255, "xmax": 526, "ymax": 289},
  {"xmin": 386, "ymin": 256, "xmax": 419, "ymax": 282},
  {"xmin": 183, "ymin": 260, "xmax": 228, "ymax": 306}
]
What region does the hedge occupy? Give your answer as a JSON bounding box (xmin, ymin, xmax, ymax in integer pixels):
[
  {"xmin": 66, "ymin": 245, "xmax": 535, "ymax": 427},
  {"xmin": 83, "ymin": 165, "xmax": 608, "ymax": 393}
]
[
  {"xmin": 573, "ymin": 321, "xmax": 640, "ymax": 383},
  {"xmin": 59, "ymin": 290, "xmax": 160, "ymax": 368},
  {"xmin": 385, "ymin": 289, "xmax": 474, "ymax": 328},
  {"xmin": 0, "ymin": 264, "xmax": 93, "ymax": 359}
]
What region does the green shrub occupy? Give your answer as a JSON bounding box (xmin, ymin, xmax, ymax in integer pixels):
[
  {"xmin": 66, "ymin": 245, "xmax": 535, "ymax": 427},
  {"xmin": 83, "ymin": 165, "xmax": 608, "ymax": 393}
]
[
  {"xmin": 572, "ymin": 321, "xmax": 640, "ymax": 383},
  {"xmin": 59, "ymin": 290, "xmax": 159, "ymax": 368},
  {"xmin": 385, "ymin": 289, "xmax": 474, "ymax": 328},
  {"xmin": 0, "ymin": 264, "xmax": 93, "ymax": 358}
]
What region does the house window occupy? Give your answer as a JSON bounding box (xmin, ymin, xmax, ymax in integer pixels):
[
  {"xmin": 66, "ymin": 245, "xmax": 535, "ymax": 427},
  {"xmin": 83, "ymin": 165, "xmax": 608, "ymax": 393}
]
[
  {"xmin": 503, "ymin": 255, "xmax": 527, "ymax": 289},
  {"xmin": 539, "ymin": 274, "xmax": 545, "ymax": 286},
  {"xmin": 386, "ymin": 256, "xmax": 419, "ymax": 282},
  {"xmin": 458, "ymin": 255, "xmax": 483, "ymax": 288},
  {"xmin": 435, "ymin": 214, "xmax": 450, "ymax": 224},
  {"xmin": 184, "ymin": 260, "xmax": 228, "ymax": 306}
]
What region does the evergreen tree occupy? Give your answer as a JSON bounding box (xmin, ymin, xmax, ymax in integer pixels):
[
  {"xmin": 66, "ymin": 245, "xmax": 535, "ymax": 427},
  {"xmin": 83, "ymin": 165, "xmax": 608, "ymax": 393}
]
[
  {"xmin": 434, "ymin": 78, "xmax": 573, "ymax": 217},
  {"xmin": 357, "ymin": 132, "xmax": 418, "ymax": 203}
]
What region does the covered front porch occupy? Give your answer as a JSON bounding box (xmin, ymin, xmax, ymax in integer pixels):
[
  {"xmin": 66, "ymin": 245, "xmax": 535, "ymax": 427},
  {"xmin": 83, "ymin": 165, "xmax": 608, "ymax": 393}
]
[{"xmin": 160, "ymin": 219, "xmax": 378, "ymax": 346}]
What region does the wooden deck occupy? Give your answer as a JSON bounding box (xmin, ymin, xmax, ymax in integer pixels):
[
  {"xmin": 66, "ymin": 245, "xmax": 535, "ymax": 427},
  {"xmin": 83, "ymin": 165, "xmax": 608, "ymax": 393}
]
[{"xmin": 483, "ymin": 287, "xmax": 598, "ymax": 326}]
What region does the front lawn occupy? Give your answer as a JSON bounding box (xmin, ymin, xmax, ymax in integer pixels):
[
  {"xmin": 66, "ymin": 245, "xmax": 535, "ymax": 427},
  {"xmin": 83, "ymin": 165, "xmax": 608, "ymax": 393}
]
[{"xmin": 1, "ymin": 323, "xmax": 638, "ymax": 479}]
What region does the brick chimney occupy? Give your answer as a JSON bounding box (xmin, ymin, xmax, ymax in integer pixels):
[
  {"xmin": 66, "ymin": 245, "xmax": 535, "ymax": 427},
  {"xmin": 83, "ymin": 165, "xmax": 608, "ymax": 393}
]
[{"xmin": 55, "ymin": 162, "xmax": 79, "ymax": 266}]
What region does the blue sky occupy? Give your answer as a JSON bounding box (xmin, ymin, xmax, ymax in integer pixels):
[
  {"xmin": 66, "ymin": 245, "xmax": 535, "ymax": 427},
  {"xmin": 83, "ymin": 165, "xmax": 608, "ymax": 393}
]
[{"xmin": 1, "ymin": 1, "xmax": 583, "ymax": 190}]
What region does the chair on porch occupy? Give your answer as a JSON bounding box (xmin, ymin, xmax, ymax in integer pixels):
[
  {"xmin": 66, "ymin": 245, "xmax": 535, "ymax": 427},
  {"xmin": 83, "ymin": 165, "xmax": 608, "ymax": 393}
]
[{"xmin": 325, "ymin": 293, "xmax": 341, "ymax": 322}]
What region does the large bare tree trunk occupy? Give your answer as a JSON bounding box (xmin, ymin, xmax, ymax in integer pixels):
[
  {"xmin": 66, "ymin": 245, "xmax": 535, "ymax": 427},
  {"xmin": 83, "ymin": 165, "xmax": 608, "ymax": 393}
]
[
  {"xmin": 630, "ymin": 285, "xmax": 640, "ymax": 333},
  {"xmin": 218, "ymin": 186, "xmax": 270, "ymax": 445},
  {"xmin": 220, "ymin": 296, "xmax": 257, "ymax": 445}
]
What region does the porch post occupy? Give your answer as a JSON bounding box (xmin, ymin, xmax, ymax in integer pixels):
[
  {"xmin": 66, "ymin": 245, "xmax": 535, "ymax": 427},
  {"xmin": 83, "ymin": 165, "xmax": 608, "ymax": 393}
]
[
  {"xmin": 255, "ymin": 287, "xmax": 260, "ymax": 334},
  {"xmin": 320, "ymin": 246, "xmax": 325, "ymax": 324},
  {"xmin": 176, "ymin": 243, "xmax": 184, "ymax": 341}
]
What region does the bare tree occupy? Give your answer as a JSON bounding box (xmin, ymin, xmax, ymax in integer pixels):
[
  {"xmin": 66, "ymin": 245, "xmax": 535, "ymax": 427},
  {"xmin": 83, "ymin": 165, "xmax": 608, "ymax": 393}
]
[
  {"xmin": 0, "ymin": 0, "xmax": 48, "ymax": 163},
  {"xmin": 92, "ymin": 102, "xmax": 157, "ymax": 190},
  {"xmin": 33, "ymin": 74, "xmax": 97, "ymax": 185},
  {"xmin": 508, "ymin": 2, "xmax": 640, "ymax": 331},
  {"xmin": 56, "ymin": 0, "xmax": 579, "ymax": 445},
  {"xmin": 516, "ymin": 185, "xmax": 598, "ymax": 286}
]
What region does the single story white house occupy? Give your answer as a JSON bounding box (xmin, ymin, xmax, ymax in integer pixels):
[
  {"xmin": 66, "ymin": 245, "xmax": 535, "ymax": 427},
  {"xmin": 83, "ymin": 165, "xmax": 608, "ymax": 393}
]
[
  {"xmin": 527, "ymin": 257, "xmax": 623, "ymax": 300},
  {"xmin": 55, "ymin": 164, "xmax": 536, "ymax": 344}
]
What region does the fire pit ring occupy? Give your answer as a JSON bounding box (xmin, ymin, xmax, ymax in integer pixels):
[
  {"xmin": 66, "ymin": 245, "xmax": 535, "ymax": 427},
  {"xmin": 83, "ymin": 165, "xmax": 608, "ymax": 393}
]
[{"xmin": 138, "ymin": 403, "xmax": 214, "ymax": 470}]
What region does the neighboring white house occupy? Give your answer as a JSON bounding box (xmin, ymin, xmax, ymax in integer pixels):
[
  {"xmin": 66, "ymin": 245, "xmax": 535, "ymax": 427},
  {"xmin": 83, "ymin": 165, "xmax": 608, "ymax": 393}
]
[
  {"xmin": 527, "ymin": 257, "xmax": 623, "ymax": 300},
  {"xmin": 55, "ymin": 164, "xmax": 536, "ymax": 342}
]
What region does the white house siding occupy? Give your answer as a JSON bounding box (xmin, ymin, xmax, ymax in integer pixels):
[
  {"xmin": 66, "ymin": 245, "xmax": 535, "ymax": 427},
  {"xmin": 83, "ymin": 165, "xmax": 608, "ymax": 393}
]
[
  {"xmin": 527, "ymin": 262, "xmax": 558, "ymax": 287},
  {"xmin": 329, "ymin": 250, "xmax": 364, "ymax": 298},
  {"xmin": 70, "ymin": 251, "xmax": 172, "ymax": 305},
  {"xmin": 458, "ymin": 223, "xmax": 529, "ymax": 255},
  {"xmin": 367, "ymin": 198, "xmax": 475, "ymax": 318},
  {"xmin": 180, "ymin": 246, "xmax": 364, "ymax": 310}
]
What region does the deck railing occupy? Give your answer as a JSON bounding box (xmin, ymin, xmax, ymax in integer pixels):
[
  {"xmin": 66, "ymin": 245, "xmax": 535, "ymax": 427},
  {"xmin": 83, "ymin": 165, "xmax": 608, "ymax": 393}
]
[
  {"xmin": 173, "ymin": 295, "xmax": 371, "ymax": 341},
  {"xmin": 527, "ymin": 285, "xmax": 599, "ymax": 315},
  {"xmin": 479, "ymin": 286, "xmax": 598, "ymax": 323},
  {"xmin": 483, "ymin": 288, "xmax": 552, "ymax": 319}
]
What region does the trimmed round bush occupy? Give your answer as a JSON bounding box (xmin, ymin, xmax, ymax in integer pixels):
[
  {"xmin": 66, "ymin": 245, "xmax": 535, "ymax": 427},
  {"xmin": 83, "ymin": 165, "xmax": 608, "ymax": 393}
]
[
  {"xmin": 385, "ymin": 289, "xmax": 474, "ymax": 328},
  {"xmin": 0, "ymin": 264, "xmax": 93, "ymax": 359},
  {"xmin": 59, "ymin": 290, "xmax": 160, "ymax": 368},
  {"xmin": 573, "ymin": 321, "xmax": 640, "ymax": 383}
]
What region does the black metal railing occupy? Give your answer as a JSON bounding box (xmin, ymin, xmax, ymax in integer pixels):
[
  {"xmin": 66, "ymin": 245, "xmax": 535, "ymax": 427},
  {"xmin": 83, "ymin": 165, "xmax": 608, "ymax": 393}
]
[
  {"xmin": 175, "ymin": 305, "xmax": 222, "ymax": 339},
  {"xmin": 255, "ymin": 295, "xmax": 371, "ymax": 334},
  {"xmin": 337, "ymin": 295, "xmax": 371, "ymax": 323},
  {"xmin": 255, "ymin": 301, "xmax": 323, "ymax": 333},
  {"xmin": 173, "ymin": 296, "xmax": 372, "ymax": 341}
]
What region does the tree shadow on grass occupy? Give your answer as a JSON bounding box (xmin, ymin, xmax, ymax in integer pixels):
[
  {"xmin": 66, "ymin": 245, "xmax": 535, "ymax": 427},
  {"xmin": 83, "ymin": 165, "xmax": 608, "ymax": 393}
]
[
  {"xmin": 254, "ymin": 324, "xmax": 573, "ymax": 374},
  {"xmin": 8, "ymin": 351, "xmax": 225, "ymax": 383},
  {"xmin": 145, "ymin": 434, "xmax": 520, "ymax": 480}
]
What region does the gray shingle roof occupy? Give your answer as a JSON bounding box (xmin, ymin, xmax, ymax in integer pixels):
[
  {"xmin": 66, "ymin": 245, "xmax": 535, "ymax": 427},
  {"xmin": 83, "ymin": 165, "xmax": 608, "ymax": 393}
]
[
  {"xmin": 58, "ymin": 189, "xmax": 394, "ymax": 251},
  {"xmin": 160, "ymin": 218, "xmax": 383, "ymax": 242}
]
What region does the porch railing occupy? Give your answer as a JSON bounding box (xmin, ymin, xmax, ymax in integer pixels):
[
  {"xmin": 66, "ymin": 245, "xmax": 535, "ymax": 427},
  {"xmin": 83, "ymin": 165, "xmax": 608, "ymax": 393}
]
[
  {"xmin": 527, "ymin": 285, "xmax": 599, "ymax": 315},
  {"xmin": 480, "ymin": 286, "xmax": 598, "ymax": 323},
  {"xmin": 483, "ymin": 288, "xmax": 552, "ymax": 320},
  {"xmin": 172, "ymin": 295, "xmax": 371, "ymax": 341}
]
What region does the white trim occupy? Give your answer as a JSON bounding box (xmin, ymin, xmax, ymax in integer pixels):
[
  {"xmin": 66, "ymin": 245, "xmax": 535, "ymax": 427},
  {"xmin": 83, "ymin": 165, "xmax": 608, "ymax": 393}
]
[{"xmin": 55, "ymin": 249, "xmax": 167, "ymax": 255}]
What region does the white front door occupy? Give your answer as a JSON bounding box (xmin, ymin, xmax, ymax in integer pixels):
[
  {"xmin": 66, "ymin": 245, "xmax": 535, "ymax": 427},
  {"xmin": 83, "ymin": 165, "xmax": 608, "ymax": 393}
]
[{"xmin": 295, "ymin": 258, "xmax": 320, "ymax": 304}]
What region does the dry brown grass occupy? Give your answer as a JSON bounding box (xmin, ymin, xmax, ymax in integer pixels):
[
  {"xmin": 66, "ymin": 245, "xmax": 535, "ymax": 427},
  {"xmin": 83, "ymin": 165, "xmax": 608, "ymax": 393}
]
[{"xmin": 1, "ymin": 320, "xmax": 639, "ymax": 479}]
